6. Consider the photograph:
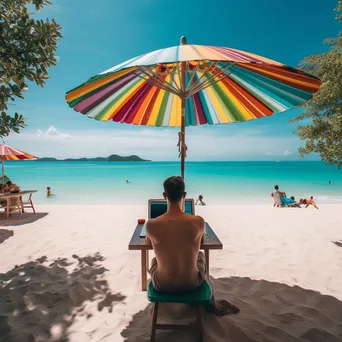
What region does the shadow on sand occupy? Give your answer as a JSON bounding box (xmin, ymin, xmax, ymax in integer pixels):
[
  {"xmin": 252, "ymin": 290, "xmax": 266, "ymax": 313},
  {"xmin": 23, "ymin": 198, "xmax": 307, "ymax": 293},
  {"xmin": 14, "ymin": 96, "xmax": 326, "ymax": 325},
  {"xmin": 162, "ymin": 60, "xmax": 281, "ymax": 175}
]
[
  {"xmin": 332, "ymin": 241, "xmax": 342, "ymax": 248},
  {"xmin": 0, "ymin": 228, "xmax": 13, "ymax": 245},
  {"xmin": 0, "ymin": 253, "xmax": 126, "ymax": 341},
  {"xmin": 0, "ymin": 212, "xmax": 48, "ymax": 227},
  {"xmin": 121, "ymin": 276, "xmax": 342, "ymax": 342}
]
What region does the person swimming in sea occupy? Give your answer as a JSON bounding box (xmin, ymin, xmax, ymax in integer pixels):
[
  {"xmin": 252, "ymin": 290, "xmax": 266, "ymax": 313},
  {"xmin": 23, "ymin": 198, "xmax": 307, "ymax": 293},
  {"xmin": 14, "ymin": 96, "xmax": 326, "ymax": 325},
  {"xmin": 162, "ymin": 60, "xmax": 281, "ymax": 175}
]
[{"xmin": 47, "ymin": 187, "xmax": 54, "ymax": 197}]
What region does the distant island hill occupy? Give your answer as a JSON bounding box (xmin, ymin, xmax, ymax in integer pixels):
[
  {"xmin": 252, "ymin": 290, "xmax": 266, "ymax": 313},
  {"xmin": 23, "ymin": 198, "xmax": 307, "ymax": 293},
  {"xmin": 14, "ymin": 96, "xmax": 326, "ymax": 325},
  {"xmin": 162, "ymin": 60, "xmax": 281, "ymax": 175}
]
[{"xmin": 36, "ymin": 155, "xmax": 151, "ymax": 162}]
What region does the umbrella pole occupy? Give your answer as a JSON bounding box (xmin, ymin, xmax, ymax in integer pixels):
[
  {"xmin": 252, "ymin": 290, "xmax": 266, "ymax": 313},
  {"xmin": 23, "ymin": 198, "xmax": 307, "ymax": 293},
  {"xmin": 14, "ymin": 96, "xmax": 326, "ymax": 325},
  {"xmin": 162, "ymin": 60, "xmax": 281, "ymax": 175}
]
[
  {"xmin": 179, "ymin": 40, "xmax": 187, "ymax": 181},
  {"xmin": 2, "ymin": 159, "xmax": 4, "ymax": 185},
  {"xmin": 180, "ymin": 98, "xmax": 186, "ymax": 180}
]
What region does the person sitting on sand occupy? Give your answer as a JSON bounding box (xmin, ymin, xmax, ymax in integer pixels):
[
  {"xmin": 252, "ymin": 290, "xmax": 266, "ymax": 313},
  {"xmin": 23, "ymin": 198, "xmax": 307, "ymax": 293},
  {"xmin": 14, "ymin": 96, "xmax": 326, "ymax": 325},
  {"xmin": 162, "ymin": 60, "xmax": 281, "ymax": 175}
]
[
  {"xmin": 271, "ymin": 185, "xmax": 286, "ymax": 207},
  {"xmin": 2, "ymin": 181, "xmax": 19, "ymax": 193},
  {"xmin": 146, "ymin": 176, "xmax": 239, "ymax": 316},
  {"xmin": 0, "ymin": 181, "xmax": 20, "ymax": 208},
  {"xmin": 301, "ymin": 196, "xmax": 319, "ymax": 209},
  {"xmin": 281, "ymin": 195, "xmax": 299, "ymax": 207},
  {"xmin": 195, "ymin": 195, "xmax": 206, "ymax": 206},
  {"xmin": 286, "ymin": 196, "xmax": 302, "ymax": 208}
]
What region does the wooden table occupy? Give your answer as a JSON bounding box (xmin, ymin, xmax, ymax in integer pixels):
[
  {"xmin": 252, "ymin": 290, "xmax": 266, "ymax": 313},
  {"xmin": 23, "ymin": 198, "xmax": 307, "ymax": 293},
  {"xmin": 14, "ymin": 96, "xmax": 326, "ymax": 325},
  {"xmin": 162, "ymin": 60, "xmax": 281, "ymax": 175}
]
[
  {"xmin": 0, "ymin": 190, "xmax": 37, "ymax": 219},
  {"xmin": 128, "ymin": 222, "xmax": 223, "ymax": 291}
]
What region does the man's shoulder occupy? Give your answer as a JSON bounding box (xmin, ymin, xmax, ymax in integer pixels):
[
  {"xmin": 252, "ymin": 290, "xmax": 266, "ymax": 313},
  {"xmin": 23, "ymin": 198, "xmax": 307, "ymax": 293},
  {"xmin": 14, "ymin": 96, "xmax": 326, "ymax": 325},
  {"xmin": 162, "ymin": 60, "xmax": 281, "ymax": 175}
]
[
  {"xmin": 186, "ymin": 214, "xmax": 205, "ymax": 228},
  {"xmin": 193, "ymin": 214, "xmax": 205, "ymax": 223},
  {"xmin": 146, "ymin": 216, "xmax": 166, "ymax": 230},
  {"xmin": 146, "ymin": 218, "xmax": 159, "ymax": 228}
]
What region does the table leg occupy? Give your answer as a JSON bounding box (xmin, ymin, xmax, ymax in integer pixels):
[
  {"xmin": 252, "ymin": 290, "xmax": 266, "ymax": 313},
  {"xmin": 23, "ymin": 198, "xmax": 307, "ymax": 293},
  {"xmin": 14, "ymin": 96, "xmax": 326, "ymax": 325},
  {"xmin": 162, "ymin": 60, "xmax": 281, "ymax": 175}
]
[
  {"xmin": 204, "ymin": 249, "xmax": 209, "ymax": 275},
  {"xmin": 141, "ymin": 250, "xmax": 148, "ymax": 291},
  {"xmin": 20, "ymin": 196, "xmax": 25, "ymax": 213},
  {"xmin": 6, "ymin": 199, "xmax": 9, "ymax": 220},
  {"xmin": 17, "ymin": 198, "xmax": 23, "ymax": 219}
]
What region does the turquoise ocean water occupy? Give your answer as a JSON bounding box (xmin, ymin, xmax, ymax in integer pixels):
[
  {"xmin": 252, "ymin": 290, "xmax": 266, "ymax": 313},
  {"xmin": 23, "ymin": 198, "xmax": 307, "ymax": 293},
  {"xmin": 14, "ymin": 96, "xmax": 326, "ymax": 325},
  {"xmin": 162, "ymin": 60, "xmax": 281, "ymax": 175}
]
[{"xmin": 3, "ymin": 161, "xmax": 342, "ymax": 205}]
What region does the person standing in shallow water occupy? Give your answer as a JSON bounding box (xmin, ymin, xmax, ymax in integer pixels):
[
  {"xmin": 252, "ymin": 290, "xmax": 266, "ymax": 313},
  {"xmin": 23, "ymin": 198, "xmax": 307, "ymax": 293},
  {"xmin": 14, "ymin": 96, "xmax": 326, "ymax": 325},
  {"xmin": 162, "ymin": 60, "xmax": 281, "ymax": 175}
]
[
  {"xmin": 146, "ymin": 176, "xmax": 239, "ymax": 316},
  {"xmin": 195, "ymin": 195, "xmax": 206, "ymax": 206}
]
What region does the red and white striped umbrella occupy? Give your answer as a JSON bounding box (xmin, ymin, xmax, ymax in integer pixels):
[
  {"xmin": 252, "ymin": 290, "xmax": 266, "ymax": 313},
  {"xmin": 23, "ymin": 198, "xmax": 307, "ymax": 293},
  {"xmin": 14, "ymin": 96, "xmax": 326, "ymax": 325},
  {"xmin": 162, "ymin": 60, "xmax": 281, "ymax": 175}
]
[{"xmin": 0, "ymin": 143, "xmax": 38, "ymax": 184}]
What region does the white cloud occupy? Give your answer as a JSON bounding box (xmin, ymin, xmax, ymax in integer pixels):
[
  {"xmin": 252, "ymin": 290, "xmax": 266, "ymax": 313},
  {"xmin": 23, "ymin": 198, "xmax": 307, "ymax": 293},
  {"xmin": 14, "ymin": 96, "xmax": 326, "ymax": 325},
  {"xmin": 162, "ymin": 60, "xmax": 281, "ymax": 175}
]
[
  {"xmin": 6, "ymin": 125, "xmax": 304, "ymax": 161},
  {"xmin": 266, "ymin": 150, "xmax": 293, "ymax": 157},
  {"xmin": 37, "ymin": 126, "xmax": 70, "ymax": 140}
]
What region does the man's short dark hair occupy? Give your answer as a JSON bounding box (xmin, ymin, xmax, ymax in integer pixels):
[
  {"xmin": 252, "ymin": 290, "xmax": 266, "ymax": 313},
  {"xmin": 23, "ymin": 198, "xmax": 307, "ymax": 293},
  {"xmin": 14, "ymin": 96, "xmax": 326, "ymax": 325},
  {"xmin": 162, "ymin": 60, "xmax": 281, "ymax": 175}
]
[
  {"xmin": 274, "ymin": 185, "xmax": 279, "ymax": 190},
  {"xmin": 163, "ymin": 176, "xmax": 185, "ymax": 203}
]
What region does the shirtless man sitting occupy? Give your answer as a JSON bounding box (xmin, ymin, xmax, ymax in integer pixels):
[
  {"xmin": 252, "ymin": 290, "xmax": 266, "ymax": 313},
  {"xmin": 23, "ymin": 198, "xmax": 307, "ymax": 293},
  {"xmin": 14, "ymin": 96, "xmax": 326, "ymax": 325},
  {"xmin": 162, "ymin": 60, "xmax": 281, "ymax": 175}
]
[{"xmin": 146, "ymin": 176, "xmax": 239, "ymax": 316}]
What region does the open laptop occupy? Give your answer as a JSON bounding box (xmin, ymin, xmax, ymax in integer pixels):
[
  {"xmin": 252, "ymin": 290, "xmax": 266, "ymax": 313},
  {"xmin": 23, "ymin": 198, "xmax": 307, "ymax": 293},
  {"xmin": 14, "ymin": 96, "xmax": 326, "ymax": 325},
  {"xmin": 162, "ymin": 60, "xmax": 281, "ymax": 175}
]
[{"xmin": 140, "ymin": 198, "xmax": 195, "ymax": 238}]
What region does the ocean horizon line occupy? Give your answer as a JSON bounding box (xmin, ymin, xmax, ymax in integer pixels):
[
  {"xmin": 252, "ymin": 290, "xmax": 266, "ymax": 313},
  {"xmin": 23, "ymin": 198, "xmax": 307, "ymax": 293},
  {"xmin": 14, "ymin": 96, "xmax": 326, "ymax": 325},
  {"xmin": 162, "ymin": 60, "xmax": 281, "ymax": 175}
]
[{"xmin": 7, "ymin": 159, "xmax": 324, "ymax": 163}]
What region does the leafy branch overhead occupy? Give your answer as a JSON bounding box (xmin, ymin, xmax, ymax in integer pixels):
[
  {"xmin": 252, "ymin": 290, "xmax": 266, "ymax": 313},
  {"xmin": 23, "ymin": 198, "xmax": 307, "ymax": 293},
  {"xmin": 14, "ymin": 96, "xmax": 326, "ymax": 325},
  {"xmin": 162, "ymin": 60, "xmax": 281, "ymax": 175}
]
[
  {"xmin": 0, "ymin": 0, "xmax": 62, "ymax": 137},
  {"xmin": 292, "ymin": 0, "xmax": 342, "ymax": 167}
]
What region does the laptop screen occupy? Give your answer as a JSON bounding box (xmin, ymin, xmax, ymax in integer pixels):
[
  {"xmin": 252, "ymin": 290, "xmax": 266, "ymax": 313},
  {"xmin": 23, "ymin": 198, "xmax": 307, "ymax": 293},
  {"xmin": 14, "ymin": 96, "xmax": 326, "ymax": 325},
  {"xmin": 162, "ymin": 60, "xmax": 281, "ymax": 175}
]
[
  {"xmin": 150, "ymin": 201, "xmax": 168, "ymax": 219},
  {"xmin": 149, "ymin": 199, "xmax": 194, "ymax": 219},
  {"xmin": 184, "ymin": 199, "xmax": 194, "ymax": 215}
]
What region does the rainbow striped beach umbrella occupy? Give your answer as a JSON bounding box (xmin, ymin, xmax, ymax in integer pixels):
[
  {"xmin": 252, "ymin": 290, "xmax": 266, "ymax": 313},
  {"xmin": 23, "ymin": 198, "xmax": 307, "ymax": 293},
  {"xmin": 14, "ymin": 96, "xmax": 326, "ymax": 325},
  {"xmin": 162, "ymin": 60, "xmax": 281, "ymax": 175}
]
[
  {"xmin": 66, "ymin": 37, "xmax": 321, "ymax": 179},
  {"xmin": 0, "ymin": 143, "xmax": 38, "ymax": 185}
]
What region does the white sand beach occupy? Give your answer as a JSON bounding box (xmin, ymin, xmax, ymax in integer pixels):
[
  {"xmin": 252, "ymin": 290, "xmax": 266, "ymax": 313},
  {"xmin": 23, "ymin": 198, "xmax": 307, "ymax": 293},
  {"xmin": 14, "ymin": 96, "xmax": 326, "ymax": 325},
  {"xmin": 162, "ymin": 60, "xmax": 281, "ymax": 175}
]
[{"xmin": 0, "ymin": 204, "xmax": 342, "ymax": 342}]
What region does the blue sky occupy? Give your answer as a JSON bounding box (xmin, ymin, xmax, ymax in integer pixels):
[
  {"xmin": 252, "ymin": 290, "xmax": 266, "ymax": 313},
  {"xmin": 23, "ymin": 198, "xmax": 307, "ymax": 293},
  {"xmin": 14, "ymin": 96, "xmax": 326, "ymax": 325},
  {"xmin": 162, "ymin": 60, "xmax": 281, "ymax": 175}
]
[{"xmin": 7, "ymin": 0, "xmax": 340, "ymax": 160}]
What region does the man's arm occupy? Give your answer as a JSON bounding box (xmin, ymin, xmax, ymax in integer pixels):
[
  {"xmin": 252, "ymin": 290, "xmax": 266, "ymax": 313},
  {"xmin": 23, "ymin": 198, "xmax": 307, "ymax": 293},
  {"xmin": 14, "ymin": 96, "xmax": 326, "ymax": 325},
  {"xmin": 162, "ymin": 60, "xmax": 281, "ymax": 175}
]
[
  {"xmin": 145, "ymin": 235, "xmax": 152, "ymax": 245},
  {"xmin": 145, "ymin": 221, "xmax": 152, "ymax": 245},
  {"xmin": 196, "ymin": 216, "xmax": 205, "ymax": 244}
]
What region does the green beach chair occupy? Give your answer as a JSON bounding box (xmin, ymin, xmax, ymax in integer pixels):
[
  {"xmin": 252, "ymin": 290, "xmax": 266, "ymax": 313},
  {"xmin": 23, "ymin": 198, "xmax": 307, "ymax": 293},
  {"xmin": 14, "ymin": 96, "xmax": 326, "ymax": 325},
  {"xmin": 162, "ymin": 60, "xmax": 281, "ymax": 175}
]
[{"xmin": 147, "ymin": 280, "xmax": 212, "ymax": 342}]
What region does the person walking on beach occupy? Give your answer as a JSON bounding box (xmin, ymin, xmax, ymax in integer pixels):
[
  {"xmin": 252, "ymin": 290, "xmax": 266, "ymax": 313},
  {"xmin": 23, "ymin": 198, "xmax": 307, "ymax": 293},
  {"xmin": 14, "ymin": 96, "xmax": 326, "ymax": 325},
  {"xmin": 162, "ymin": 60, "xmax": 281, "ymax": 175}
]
[
  {"xmin": 271, "ymin": 185, "xmax": 286, "ymax": 207},
  {"xmin": 145, "ymin": 176, "xmax": 239, "ymax": 316}
]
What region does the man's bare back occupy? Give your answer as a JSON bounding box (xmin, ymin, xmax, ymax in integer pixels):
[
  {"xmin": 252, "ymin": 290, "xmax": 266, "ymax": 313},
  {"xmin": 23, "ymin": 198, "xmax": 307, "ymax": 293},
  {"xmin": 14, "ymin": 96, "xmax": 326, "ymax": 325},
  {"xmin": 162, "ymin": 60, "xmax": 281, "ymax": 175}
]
[
  {"xmin": 146, "ymin": 210, "xmax": 205, "ymax": 292},
  {"xmin": 146, "ymin": 176, "xmax": 240, "ymax": 316}
]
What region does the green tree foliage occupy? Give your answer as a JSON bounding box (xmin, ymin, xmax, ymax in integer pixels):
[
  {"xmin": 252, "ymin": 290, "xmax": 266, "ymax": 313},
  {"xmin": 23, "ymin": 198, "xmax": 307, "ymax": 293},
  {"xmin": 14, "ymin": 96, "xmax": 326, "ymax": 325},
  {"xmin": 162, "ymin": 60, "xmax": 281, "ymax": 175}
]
[
  {"xmin": 0, "ymin": 0, "xmax": 62, "ymax": 138},
  {"xmin": 292, "ymin": 0, "xmax": 342, "ymax": 167}
]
